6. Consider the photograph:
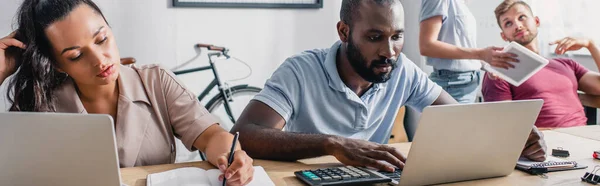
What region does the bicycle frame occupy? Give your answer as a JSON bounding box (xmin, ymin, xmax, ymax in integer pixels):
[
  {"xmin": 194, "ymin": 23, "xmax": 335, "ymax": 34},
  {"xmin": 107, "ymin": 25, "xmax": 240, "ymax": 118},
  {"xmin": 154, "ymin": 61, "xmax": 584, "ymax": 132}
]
[{"xmin": 172, "ymin": 52, "xmax": 237, "ymax": 123}]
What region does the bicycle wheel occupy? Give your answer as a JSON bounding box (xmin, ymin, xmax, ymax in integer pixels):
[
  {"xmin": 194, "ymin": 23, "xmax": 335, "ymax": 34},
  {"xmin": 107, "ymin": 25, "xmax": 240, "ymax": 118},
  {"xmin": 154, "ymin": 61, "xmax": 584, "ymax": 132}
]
[{"xmin": 205, "ymin": 85, "xmax": 262, "ymax": 131}]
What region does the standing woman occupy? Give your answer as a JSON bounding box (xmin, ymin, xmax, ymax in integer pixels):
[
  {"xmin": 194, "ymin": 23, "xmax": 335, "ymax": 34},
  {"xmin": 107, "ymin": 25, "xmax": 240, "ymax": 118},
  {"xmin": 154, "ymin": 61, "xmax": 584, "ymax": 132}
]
[
  {"xmin": 419, "ymin": 0, "xmax": 517, "ymax": 103},
  {"xmin": 0, "ymin": 0, "xmax": 253, "ymax": 185}
]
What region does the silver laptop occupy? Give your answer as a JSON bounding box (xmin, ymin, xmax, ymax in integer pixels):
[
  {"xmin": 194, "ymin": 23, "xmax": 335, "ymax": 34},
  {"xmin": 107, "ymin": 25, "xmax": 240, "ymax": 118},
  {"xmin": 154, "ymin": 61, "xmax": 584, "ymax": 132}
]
[
  {"xmin": 0, "ymin": 112, "xmax": 121, "ymax": 186},
  {"xmin": 396, "ymin": 99, "xmax": 543, "ymax": 185}
]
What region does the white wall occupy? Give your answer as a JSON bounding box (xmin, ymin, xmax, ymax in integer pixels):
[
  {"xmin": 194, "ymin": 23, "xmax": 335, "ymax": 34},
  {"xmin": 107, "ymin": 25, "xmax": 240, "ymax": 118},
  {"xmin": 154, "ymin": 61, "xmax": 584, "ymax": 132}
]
[
  {"xmin": 0, "ymin": 0, "xmax": 342, "ymax": 111},
  {"xmin": 399, "ymin": 0, "xmax": 428, "ymax": 71}
]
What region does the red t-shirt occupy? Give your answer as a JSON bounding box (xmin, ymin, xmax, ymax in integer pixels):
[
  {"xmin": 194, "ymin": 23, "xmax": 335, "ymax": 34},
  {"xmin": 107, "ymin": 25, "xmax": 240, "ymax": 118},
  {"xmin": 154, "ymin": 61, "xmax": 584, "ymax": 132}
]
[{"xmin": 482, "ymin": 58, "xmax": 589, "ymax": 128}]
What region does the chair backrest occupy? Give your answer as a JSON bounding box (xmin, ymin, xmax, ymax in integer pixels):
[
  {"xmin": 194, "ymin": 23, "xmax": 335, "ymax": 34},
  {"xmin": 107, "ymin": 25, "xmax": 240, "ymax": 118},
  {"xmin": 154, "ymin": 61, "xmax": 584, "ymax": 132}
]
[
  {"xmin": 388, "ymin": 106, "xmax": 408, "ymax": 143},
  {"xmin": 579, "ymin": 93, "xmax": 600, "ymax": 125}
]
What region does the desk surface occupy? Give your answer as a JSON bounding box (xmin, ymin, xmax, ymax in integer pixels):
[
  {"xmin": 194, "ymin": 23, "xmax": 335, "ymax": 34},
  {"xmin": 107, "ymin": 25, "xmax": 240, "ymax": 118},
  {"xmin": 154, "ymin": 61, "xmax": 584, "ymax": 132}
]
[
  {"xmin": 121, "ymin": 128, "xmax": 600, "ymax": 186},
  {"xmin": 554, "ymin": 125, "xmax": 600, "ymax": 141}
]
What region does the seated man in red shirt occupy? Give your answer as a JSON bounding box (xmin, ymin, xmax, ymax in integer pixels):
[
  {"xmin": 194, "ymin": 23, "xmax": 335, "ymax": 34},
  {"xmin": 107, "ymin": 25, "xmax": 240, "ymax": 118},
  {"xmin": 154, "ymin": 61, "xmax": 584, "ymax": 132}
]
[{"xmin": 483, "ymin": 0, "xmax": 600, "ymax": 128}]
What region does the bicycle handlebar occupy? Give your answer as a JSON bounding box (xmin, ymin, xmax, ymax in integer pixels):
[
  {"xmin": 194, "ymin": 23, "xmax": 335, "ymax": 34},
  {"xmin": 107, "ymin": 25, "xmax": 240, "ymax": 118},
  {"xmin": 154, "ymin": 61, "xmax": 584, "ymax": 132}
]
[
  {"xmin": 195, "ymin": 43, "xmax": 212, "ymax": 48},
  {"xmin": 195, "ymin": 43, "xmax": 230, "ymax": 58},
  {"xmin": 195, "ymin": 43, "xmax": 228, "ymax": 52},
  {"xmin": 208, "ymin": 46, "xmax": 226, "ymax": 52}
]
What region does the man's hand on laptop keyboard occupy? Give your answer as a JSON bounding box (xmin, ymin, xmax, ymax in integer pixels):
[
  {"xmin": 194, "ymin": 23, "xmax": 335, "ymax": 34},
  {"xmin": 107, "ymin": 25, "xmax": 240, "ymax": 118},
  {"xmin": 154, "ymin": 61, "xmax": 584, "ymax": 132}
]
[
  {"xmin": 326, "ymin": 136, "xmax": 405, "ymax": 172},
  {"xmin": 521, "ymin": 127, "xmax": 547, "ymax": 162}
]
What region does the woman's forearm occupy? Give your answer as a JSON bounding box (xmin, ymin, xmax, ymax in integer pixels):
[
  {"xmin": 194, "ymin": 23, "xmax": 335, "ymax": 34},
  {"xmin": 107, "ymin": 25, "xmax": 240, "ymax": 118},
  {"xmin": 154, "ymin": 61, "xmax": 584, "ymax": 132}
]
[{"xmin": 196, "ymin": 125, "xmax": 240, "ymax": 167}]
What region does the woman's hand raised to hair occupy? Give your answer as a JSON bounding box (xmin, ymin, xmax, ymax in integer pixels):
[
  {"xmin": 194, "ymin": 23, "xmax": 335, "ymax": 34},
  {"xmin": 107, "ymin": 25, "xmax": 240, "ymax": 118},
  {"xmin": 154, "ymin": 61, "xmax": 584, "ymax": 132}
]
[{"xmin": 0, "ymin": 31, "xmax": 26, "ymax": 82}]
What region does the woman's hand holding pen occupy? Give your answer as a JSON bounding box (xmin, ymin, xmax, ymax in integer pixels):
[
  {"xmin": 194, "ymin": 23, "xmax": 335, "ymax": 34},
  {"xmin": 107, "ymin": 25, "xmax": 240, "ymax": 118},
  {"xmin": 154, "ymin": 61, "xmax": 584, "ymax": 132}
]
[{"xmin": 217, "ymin": 150, "xmax": 254, "ymax": 186}]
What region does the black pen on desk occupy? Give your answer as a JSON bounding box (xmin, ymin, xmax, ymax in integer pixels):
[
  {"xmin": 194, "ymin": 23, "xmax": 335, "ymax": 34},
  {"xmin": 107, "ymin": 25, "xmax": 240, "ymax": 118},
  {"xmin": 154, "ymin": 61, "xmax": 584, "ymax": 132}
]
[{"xmin": 223, "ymin": 132, "xmax": 239, "ymax": 186}]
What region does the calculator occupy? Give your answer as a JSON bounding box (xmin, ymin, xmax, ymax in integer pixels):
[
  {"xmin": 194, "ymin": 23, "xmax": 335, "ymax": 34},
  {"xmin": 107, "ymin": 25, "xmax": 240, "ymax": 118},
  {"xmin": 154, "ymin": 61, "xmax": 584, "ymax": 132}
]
[
  {"xmin": 376, "ymin": 168, "xmax": 402, "ymax": 185},
  {"xmin": 294, "ymin": 166, "xmax": 402, "ymax": 186}
]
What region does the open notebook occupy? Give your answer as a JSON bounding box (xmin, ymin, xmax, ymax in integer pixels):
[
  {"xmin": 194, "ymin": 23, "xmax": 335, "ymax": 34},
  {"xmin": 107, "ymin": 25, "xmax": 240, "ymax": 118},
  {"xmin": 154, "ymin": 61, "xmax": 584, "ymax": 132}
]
[
  {"xmin": 516, "ymin": 156, "xmax": 587, "ymax": 174},
  {"xmin": 146, "ymin": 166, "xmax": 275, "ymax": 186}
]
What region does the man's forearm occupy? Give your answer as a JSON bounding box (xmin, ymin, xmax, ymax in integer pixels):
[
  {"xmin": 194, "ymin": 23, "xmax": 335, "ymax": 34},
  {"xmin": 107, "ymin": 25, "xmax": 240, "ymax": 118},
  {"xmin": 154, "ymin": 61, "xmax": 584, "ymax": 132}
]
[
  {"xmin": 233, "ymin": 123, "xmax": 335, "ymax": 161},
  {"xmin": 588, "ymin": 41, "xmax": 600, "ymax": 69}
]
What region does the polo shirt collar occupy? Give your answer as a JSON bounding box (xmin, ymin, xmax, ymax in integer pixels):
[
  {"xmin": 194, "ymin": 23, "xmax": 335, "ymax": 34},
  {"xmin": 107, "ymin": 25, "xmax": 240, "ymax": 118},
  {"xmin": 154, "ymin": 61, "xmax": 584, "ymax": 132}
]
[{"xmin": 324, "ymin": 41, "xmax": 347, "ymax": 92}]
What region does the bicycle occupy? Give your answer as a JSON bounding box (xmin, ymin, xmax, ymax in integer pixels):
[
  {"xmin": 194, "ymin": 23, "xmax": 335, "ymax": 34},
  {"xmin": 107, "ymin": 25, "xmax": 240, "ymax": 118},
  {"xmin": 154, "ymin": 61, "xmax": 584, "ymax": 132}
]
[{"xmin": 172, "ymin": 43, "xmax": 262, "ymax": 131}]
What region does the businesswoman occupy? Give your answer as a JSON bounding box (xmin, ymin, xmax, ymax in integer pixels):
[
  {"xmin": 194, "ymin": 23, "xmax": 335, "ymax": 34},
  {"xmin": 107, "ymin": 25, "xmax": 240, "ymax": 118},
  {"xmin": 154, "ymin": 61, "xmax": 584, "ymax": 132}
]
[{"xmin": 0, "ymin": 0, "xmax": 253, "ymax": 185}]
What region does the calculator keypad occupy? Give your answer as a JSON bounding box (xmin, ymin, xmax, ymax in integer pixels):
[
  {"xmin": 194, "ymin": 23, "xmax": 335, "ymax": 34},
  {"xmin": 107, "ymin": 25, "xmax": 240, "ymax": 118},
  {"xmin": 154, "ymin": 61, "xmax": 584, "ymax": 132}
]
[
  {"xmin": 377, "ymin": 168, "xmax": 402, "ymax": 183},
  {"xmin": 295, "ymin": 166, "xmax": 393, "ymax": 186}
]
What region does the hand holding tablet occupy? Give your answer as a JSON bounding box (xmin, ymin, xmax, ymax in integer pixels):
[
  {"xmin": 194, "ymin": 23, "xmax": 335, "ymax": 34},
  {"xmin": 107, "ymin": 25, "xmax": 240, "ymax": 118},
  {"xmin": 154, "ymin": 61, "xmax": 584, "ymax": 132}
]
[{"xmin": 483, "ymin": 41, "xmax": 549, "ymax": 86}]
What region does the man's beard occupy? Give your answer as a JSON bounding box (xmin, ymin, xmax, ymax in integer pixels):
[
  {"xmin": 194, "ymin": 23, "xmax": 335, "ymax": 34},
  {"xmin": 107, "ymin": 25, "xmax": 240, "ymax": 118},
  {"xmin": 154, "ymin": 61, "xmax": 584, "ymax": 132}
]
[
  {"xmin": 346, "ymin": 35, "xmax": 397, "ymax": 83},
  {"xmin": 514, "ymin": 30, "xmax": 538, "ymax": 46}
]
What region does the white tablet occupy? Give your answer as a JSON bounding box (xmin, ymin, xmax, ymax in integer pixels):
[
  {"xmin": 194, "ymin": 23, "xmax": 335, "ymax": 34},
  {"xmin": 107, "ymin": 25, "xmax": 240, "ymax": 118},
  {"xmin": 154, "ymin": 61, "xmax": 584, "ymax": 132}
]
[{"xmin": 482, "ymin": 41, "xmax": 549, "ymax": 86}]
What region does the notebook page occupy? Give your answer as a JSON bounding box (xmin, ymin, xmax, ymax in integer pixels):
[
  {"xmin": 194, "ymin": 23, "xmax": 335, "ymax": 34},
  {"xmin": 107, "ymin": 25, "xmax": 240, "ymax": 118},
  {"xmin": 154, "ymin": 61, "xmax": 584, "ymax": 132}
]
[
  {"xmin": 206, "ymin": 166, "xmax": 275, "ymax": 186},
  {"xmin": 147, "ymin": 167, "xmax": 210, "ymax": 186}
]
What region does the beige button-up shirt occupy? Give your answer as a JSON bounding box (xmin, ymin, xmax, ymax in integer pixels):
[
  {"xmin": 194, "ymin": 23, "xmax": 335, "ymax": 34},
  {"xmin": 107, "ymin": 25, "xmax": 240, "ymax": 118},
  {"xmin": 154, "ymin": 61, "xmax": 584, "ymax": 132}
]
[{"xmin": 53, "ymin": 64, "xmax": 220, "ymax": 167}]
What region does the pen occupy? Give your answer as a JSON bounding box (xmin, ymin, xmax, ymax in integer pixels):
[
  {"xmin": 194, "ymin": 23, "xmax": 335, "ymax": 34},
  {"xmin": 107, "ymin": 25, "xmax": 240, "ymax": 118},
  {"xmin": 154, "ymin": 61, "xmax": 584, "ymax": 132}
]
[{"xmin": 223, "ymin": 132, "xmax": 239, "ymax": 186}]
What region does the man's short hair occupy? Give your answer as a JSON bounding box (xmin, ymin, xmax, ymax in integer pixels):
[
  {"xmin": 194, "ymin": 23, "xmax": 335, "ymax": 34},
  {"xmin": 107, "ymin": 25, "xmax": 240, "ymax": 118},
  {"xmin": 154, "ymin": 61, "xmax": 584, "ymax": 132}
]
[
  {"xmin": 340, "ymin": 0, "xmax": 397, "ymax": 27},
  {"xmin": 494, "ymin": 0, "xmax": 534, "ymax": 28}
]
